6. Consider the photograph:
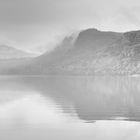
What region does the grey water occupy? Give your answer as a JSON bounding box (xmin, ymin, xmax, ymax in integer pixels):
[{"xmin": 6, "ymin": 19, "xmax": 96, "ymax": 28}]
[{"xmin": 0, "ymin": 76, "xmax": 140, "ymax": 140}]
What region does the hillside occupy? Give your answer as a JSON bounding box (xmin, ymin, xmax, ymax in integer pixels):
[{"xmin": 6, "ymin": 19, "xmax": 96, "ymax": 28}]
[
  {"xmin": 36, "ymin": 28, "xmax": 140, "ymax": 75},
  {"xmin": 2, "ymin": 28, "xmax": 140, "ymax": 75},
  {"xmin": 46, "ymin": 29, "xmax": 140, "ymax": 75}
]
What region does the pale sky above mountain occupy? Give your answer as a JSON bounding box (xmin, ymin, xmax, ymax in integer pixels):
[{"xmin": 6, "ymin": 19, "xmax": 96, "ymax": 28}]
[{"xmin": 0, "ymin": 0, "xmax": 140, "ymax": 54}]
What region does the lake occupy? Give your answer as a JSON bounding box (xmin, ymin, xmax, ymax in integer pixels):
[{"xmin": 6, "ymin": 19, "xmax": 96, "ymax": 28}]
[{"xmin": 0, "ymin": 76, "xmax": 140, "ymax": 140}]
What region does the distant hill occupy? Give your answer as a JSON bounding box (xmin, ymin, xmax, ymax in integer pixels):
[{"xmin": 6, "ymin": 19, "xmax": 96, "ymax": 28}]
[
  {"xmin": 2, "ymin": 28, "xmax": 140, "ymax": 75},
  {"xmin": 0, "ymin": 45, "xmax": 35, "ymax": 59}
]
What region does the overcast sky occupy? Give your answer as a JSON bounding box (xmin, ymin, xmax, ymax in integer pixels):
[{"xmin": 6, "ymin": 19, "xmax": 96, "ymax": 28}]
[{"xmin": 1, "ymin": 0, "xmax": 140, "ymax": 53}]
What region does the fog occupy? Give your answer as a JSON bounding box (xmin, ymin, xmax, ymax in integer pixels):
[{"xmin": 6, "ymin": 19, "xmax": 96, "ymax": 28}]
[{"xmin": 0, "ymin": 0, "xmax": 140, "ymax": 53}]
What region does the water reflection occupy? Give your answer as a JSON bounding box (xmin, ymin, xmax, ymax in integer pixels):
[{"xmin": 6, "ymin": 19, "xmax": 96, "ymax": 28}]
[
  {"xmin": 15, "ymin": 76, "xmax": 140, "ymax": 122},
  {"xmin": 0, "ymin": 76, "xmax": 140, "ymax": 140}
]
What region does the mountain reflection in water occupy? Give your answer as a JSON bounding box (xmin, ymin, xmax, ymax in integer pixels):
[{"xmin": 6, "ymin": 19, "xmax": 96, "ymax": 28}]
[
  {"xmin": 0, "ymin": 76, "xmax": 140, "ymax": 140},
  {"xmin": 14, "ymin": 76, "xmax": 140, "ymax": 122}
]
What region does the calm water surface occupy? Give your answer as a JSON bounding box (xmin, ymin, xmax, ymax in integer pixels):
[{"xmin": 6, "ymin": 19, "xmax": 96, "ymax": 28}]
[{"xmin": 0, "ymin": 76, "xmax": 140, "ymax": 140}]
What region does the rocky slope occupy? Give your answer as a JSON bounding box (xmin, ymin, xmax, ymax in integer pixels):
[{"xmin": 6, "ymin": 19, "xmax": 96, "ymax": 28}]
[
  {"xmin": 2, "ymin": 28, "xmax": 140, "ymax": 75},
  {"xmin": 39, "ymin": 28, "xmax": 140, "ymax": 75}
]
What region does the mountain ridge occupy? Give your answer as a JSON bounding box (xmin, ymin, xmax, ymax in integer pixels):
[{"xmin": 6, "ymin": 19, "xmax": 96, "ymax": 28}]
[
  {"xmin": 1, "ymin": 28, "xmax": 140, "ymax": 75},
  {"xmin": 0, "ymin": 45, "xmax": 35, "ymax": 59}
]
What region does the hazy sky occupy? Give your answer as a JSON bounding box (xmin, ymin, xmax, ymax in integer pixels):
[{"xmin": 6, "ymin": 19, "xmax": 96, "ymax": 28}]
[{"xmin": 1, "ymin": 0, "xmax": 140, "ymax": 53}]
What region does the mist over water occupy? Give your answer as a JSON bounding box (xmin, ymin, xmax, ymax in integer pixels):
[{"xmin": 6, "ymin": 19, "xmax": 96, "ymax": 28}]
[{"xmin": 0, "ymin": 76, "xmax": 140, "ymax": 139}]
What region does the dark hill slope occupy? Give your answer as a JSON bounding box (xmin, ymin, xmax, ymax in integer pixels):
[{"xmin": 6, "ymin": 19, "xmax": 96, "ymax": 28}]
[{"xmin": 2, "ymin": 28, "xmax": 140, "ymax": 75}]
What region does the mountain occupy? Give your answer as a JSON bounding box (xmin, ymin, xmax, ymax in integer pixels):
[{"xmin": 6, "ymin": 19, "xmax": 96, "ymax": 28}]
[
  {"xmin": 50, "ymin": 29, "xmax": 140, "ymax": 75},
  {"xmin": 0, "ymin": 45, "xmax": 35, "ymax": 59},
  {"xmin": 2, "ymin": 28, "xmax": 140, "ymax": 75},
  {"xmin": 36, "ymin": 28, "xmax": 140, "ymax": 75},
  {"xmin": 0, "ymin": 45, "xmax": 35, "ymax": 73}
]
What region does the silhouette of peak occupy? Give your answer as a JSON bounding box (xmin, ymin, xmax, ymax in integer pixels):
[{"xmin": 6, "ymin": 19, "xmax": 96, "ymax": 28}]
[{"xmin": 74, "ymin": 28, "xmax": 121, "ymax": 50}]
